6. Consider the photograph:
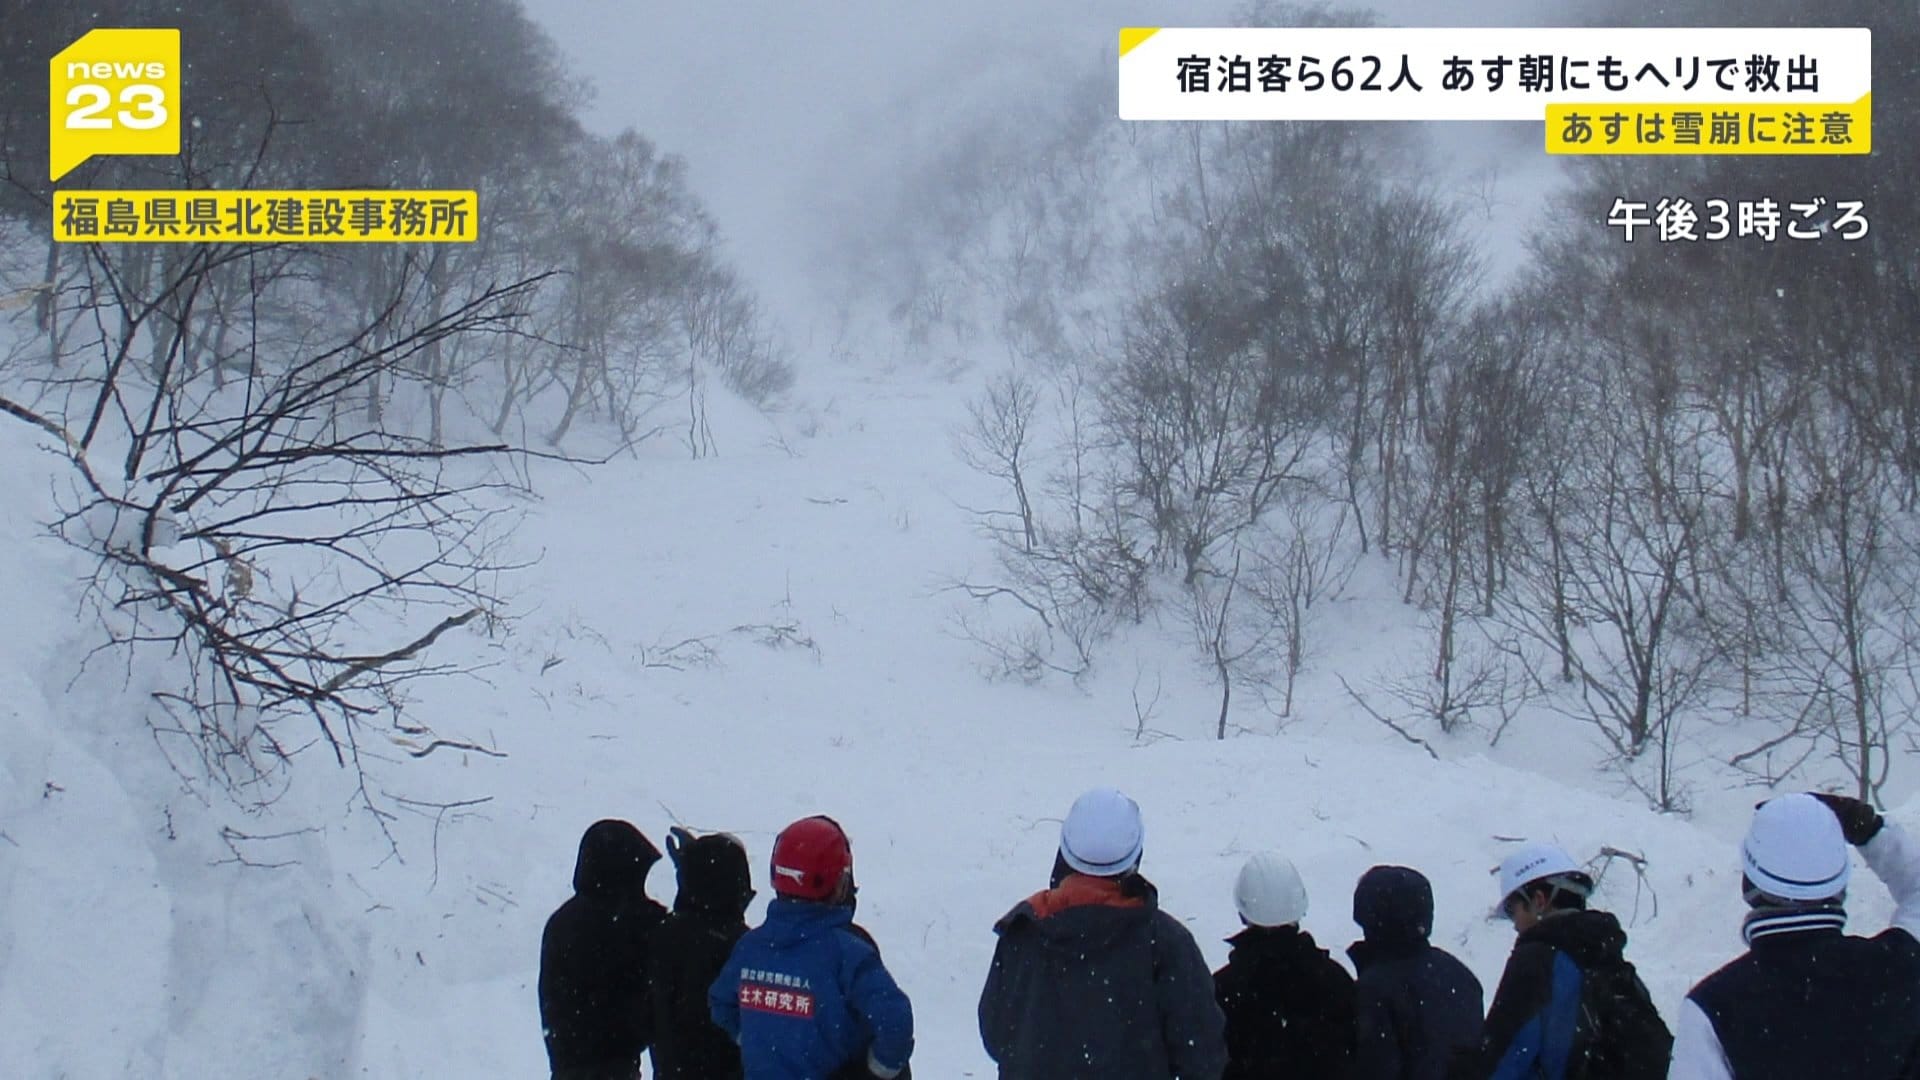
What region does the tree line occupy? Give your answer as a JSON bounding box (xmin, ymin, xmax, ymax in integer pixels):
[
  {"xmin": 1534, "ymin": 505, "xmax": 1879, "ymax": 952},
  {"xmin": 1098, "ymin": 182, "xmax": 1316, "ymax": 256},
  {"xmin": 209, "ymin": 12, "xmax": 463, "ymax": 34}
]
[{"xmin": 934, "ymin": 0, "xmax": 1920, "ymax": 809}]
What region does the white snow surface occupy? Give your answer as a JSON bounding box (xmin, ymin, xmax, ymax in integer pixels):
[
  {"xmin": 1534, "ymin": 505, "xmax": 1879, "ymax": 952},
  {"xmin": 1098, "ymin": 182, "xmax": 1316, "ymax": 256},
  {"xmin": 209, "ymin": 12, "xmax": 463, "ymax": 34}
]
[{"xmin": 1, "ymin": 363, "xmax": 1915, "ymax": 1078}]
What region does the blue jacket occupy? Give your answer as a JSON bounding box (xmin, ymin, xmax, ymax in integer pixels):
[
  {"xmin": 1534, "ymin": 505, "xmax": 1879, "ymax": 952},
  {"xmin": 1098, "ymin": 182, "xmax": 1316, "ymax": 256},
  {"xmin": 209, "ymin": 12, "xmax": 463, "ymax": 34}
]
[
  {"xmin": 1454, "ymin": 909, "xmax": 1669, "ymax": 1080},
  {"xmin": 709, "ymin": 898, "xmax": 914, "ymax": 1079}
]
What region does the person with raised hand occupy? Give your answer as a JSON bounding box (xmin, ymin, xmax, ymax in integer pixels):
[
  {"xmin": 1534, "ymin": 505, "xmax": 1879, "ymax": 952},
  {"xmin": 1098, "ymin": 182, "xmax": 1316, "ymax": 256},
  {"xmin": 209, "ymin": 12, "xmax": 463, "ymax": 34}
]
[{"xmin": 1670, "ymin": 793, "xmax": 1920, "ymax": 1079}]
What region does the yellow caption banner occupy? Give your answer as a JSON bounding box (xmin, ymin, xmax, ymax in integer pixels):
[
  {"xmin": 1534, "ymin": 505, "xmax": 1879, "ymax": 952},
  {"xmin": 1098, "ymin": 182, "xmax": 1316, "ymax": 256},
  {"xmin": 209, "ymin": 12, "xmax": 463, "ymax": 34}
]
[
  {"xmin": 50, "ymin": 29, "xmax": 181, "ymax": 182},
  {"xmin": 53, "ymin": 190, "xmax": 480, "ymax": 243},
  {"xmin": 1547, "ymin": 94, "xmax": 1871, "ymax": 154}
]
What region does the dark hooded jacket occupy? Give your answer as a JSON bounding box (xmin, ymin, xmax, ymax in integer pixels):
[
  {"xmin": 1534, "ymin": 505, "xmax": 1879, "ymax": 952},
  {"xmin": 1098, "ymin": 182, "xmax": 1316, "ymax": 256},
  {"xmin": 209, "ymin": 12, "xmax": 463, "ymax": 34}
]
[
  {"xmin": 978, "ymin": 870, "xmax": 1229, "ymax": 1079},
  {"xmin": 539, "ymin": 820, "xmax": 668, "ymax": 1074},
  {"xmin": 649, "ymin": 827, "xmax": 754, "ymax": 1080},
  {"xmin": 1214, "ymin": 924, "xmax": 1357, "ymax": 1079},
  {"xmin": 1453, "ymin": 909, "xmax": 1670, "ymax": 1079},
  {"xmin": 1347, "ymin": 866, "xmax": 1484, "ymax": 1080}
]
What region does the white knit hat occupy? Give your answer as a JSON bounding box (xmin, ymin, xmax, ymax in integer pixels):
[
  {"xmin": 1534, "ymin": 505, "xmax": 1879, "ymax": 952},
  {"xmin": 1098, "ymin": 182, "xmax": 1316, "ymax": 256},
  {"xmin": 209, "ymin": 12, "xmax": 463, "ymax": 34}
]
[
  {"xmin": 1059, "ymin": 787, "xmax": 1145, "ymax": 877},
  {"xmin": 1235, "ymin": 852, "xmax": 1309, "ymax": 927},
  {"xmin": 1743, "ymin": 793, "xmax": 1851, "ymax": 902}
]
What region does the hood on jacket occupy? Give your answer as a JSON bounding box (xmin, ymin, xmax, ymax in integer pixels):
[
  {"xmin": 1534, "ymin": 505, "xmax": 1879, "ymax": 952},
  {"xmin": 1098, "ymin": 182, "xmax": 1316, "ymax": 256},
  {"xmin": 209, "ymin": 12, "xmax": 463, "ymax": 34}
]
[
  {"xmin": 666, "ymin": 825, "xmax": 753, "ymax": 918},
  {"xmin": 1353, "ymin": 865, "xmax": 1434, "ymax": 949},
  {"xmin": 757, "ymin": 895, "xmax": 857, "ymax": 946},
  {"xmin": 1226, "ymin": 922, "xmax": 1326, "ymax": 961},
  {"xmin": 996, "ymin": 871, "xmax": 1157, "ymax": 953},
  {"xmin": 572, "ymin": 818, "xmax": 662, "ymax": 896},
  {"xmin": 1519, "ymin": 908, "xmax": 1629, "ymax": 969}
]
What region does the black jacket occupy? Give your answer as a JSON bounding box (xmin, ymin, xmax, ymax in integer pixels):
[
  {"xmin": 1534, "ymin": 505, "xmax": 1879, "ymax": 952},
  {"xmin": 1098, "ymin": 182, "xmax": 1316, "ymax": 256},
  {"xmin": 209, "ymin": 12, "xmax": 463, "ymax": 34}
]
[
  {"xmin": 1454, "ymin": 909, "xmax": 1668, "ymax": 1079},
  {"xmin": 1348, "ymin": 867, "xmax": 1484, "ymax": 1080},
  {"xmin": 649, "ymin": 828, "xmax": 753, "ymax": 1080},
  {"xmin": 1214, "ymin": 924, "xmax": 1357, "ymax": 1079},
  {"xmin": 979, "ymin": 871, "xmax": 1229, "ymax": 1079},
  {"xmin": 539, "ymin": 820, "xmax": 668, "ymax": 1072}
]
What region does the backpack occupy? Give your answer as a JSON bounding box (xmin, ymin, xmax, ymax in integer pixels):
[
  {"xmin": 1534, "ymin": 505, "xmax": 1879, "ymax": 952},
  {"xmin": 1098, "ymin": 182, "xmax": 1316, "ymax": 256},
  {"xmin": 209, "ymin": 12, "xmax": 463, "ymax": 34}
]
[{"xmin": 1572, "ymin": 958, "xmax": 1672, "ymax": 1080}]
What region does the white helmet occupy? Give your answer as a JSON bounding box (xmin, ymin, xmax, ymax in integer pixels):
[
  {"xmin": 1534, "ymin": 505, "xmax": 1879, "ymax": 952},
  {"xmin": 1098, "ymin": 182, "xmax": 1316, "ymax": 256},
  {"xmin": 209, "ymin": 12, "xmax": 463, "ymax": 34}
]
[
  {"xmin": 1743, "ymin": 793, "xmax": 1851, "ymax": 902},
  {"xmin": 1497, "ymin": 843, "xmax": 1593, "ymax": 908},
  {"xmin": 1235, "ymin": 852, "xmax": 1309, "ymax": 927},
  {"xmin": 1059, "ymin": 787, "xmax": 1145, "ymax": 877}
]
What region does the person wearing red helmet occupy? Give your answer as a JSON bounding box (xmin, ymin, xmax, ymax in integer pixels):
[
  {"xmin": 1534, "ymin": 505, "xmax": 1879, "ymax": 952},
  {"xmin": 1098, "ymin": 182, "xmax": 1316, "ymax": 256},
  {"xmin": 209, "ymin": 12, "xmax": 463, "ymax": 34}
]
[{"xmin": 709, "ymin": 816, "xmax": 915, "ymax": 1080}]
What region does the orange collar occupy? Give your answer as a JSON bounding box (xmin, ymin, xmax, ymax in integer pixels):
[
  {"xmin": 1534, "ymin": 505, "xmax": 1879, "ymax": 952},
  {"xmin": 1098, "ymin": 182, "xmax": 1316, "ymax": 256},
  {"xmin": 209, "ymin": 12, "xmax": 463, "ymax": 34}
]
[{"xmin": 1024, "ymin": 874, "xmax": 1146, "ymax": 919}]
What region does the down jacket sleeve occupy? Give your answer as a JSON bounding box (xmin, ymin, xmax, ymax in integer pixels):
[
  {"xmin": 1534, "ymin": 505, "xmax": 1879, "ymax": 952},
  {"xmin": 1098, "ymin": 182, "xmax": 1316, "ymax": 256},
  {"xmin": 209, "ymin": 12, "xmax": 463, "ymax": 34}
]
[
  {"xmin": 1666, "ymin": 998, "xmax": 1732, "ymax": 1080},
  {"xmin": 1863, "ymin": 822, "xmax": 1920, "ymax": 942},
  {"xmin": 1152, "ymin": 912, "xmax": 1229, "ymax": 1080},
  {"xmin": 1466, "ymin": 941, "xmax": 1563, "ymax": 1079},
  {"xmin": 707, "ymin": 939, "xmax": 743, "ymax": 1043},
  {"xmin": 976, "ymin": 932, "xmax": 1020, "ymax": 1067},
  {"xmin": 845, "ymin": 942, "xmax": 915, "ymax": 1075},
  {"xmin": 1353, "ymin": 977, "xmax": 1403, "ymax": 1080}
]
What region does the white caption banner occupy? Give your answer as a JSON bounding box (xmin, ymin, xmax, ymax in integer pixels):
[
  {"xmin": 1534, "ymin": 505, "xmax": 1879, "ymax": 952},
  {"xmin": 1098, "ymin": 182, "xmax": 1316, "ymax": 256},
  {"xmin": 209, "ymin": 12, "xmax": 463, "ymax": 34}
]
[{"xmin": 1117, "ymin": 27, "xmax": 1871, "ymax": 121}]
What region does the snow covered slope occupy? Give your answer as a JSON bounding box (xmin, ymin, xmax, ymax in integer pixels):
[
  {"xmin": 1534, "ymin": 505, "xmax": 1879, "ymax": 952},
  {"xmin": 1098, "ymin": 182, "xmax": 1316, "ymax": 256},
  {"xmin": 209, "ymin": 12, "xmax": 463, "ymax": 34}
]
[{"xmin": 1, "ymin": 364, "xmax": 1913, "ymax": 1077}]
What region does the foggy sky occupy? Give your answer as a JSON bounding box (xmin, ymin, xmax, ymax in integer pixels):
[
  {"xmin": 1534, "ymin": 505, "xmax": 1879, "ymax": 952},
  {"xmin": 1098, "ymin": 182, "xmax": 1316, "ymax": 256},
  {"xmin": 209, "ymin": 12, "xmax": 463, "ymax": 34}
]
[{"xmin": 525, "ymin": 0, "xmax": 1583, "ymax": 345}]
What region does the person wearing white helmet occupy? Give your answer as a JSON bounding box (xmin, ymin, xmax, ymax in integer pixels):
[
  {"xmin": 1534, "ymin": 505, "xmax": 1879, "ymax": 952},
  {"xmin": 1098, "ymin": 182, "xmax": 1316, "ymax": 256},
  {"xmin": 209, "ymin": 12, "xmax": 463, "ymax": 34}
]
[
  {"xmin": 1450, "ymin": 842, "xmax": 1671, "ymax": 1078},
  {"xmin": 1670, "ymin": 792, "xmax": 1920, "ymax": 1079},
  {"xmin": 978, "ymin": 787, "xmax": 1227, "ymax": 1079},
  {"xmin": 1212, "ymin": 853, "xmax": 1357, "ymax": 1079}
]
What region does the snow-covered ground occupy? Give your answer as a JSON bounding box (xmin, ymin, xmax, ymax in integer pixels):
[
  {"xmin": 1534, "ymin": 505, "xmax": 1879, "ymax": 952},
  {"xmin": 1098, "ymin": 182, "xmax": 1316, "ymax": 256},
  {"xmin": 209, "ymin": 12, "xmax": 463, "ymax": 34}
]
[{"xmin": 2, "ymin": 357, "xmax": 1914, "ymax": 1077}]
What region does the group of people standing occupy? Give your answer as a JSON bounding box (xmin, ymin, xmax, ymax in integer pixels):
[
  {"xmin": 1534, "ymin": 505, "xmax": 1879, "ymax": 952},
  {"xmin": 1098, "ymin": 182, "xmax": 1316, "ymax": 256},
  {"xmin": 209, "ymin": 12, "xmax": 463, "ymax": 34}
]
[{"xmin": 537, "ymin": 788, "xmax": 1920, "ymax": 1078}]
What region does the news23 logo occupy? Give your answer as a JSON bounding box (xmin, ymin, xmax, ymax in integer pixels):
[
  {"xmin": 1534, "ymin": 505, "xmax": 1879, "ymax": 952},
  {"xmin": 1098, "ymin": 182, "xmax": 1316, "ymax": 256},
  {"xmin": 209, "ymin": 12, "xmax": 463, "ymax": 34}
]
[{"xmin": 49, "ymin": 29, "xmax": 181, "ymax": 181}]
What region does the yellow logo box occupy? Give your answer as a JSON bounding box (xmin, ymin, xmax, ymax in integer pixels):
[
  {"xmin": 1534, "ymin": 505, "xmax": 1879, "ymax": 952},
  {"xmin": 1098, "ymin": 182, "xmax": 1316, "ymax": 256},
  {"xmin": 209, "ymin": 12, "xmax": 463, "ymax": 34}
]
[
  {"xmin": 50, "ymin": 29, "xmax": 181, "ymax": 181},
  {"xmin": 1547, "ymin": 94, "xmax": 1871, "ymax": 154},
  {"xmin": 53, "ymin": 190, "xmax": 480, "ymax": 243}
]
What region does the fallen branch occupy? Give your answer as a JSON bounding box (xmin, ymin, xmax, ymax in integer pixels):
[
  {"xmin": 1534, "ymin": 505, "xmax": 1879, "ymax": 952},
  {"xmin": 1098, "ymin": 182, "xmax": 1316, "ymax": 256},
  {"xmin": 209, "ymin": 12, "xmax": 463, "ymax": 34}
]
[
  {"xmin": 1592, "ymin": 844, "xmax": 1659, "ymax": 924},
  {"xmin": 403, "ymin": 737, "xmax": 506, "ymax": 760},
  {"xmin": 321, "ymin": 607, "xmax": 483, "ymax": 693},
  {"xmin": 1338, "ymin": 674, "xmax": 1440, "ymax": 761},
  {"xmin": 389, "ymin": 794, "xmax": 492, "ymax": 891}
]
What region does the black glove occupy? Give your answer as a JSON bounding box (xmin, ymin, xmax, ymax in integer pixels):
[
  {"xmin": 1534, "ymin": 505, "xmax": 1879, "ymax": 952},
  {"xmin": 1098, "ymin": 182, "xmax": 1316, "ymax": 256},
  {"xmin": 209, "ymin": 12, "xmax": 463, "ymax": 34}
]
[{"xmin": 1810, "ymin": 792, "xmax": 1885, "ymax": 846}]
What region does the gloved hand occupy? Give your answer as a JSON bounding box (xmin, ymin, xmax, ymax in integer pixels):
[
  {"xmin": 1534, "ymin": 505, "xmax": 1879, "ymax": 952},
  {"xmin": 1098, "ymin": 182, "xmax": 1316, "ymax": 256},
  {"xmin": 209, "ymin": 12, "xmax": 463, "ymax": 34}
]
[
  {"xmin": 1810, "ymin": 792, "xmax": 1885, "ymax": 846},
  {"xmin": 828, "ymin": 1053, "xmax": 909, "ymax": 1080}
]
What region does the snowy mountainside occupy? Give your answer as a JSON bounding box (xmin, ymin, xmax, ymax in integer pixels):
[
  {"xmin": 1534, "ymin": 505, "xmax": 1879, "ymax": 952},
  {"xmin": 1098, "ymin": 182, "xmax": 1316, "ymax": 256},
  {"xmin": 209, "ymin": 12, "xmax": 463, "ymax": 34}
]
[{"xmin": 0, "ymin": 363, "xmax": 1913, "ymax": 1077}]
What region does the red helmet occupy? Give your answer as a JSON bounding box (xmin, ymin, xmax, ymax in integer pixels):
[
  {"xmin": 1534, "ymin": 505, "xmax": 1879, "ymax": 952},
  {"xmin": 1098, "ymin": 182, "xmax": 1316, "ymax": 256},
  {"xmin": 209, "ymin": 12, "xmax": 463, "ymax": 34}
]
[{"xmin": 770, "ymin": 815, "xmax": 852, "ymax": 900}]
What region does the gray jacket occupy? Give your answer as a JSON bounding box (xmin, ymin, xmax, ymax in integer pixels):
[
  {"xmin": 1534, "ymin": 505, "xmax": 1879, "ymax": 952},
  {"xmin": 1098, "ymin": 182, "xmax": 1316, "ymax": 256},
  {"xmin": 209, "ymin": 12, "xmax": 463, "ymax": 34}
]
[{"xmin": 978, "ymin": 872, "xmax": 1228, "ymax": 1079}]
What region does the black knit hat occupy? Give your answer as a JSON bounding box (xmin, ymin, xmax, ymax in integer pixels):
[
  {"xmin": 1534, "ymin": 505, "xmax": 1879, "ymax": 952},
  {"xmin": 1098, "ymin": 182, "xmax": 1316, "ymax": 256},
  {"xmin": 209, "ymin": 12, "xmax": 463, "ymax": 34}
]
[{"xmin": 666, "ymin": 825, "xmax": 754, "ymax": 917}]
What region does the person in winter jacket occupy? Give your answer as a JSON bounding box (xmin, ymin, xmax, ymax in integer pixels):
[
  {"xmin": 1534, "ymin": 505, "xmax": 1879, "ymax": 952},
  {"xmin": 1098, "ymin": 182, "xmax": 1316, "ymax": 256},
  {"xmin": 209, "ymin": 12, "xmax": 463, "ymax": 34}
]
[
  {"xmin": 1213, "ymin": 851, "xmax": 1357, "ymax": 1080},
  {"xmin": 977, "ymin": 786, "xmax": 1228, "ymax": 1079},
  {"xmin": 650, "ymin": 826, "xmax": 756, "ymax": 1080},
  {"xmin": 539, "ymin": 819, "xmax": 669, "ymax": 1080},
  {"xmin": 1670, "ymin": 792, "xmax": 1920, "ymax": 1079},
  {"xmin": 708, "ymin": 815, "xmax": 914, "ymax": 1080},
  {"xmin": 1347, "ymin": 865, "xmax": 1483, "ymax": 1080},
  {"xmin": 1451, "ymin": 844, "xmax": 1670, "ymax": 1079}
]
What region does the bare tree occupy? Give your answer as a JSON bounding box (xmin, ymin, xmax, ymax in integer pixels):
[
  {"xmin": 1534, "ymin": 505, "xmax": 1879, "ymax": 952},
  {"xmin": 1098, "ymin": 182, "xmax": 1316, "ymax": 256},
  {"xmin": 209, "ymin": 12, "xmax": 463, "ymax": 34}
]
[
  {"xmin": 1, "ymin": 243, "xmax": 548, "ymax": 838},
  {"xmin": 1103, "ymin": 267, "xmax": 1317, "ymax": 584},
  {"xmin": 1741, "ymin": 416, "xmax": 1920, "ymax": 803},
  {"xmin": 956, "ymin": 370, "xmax": 1041, "ymax": 551},
  {"xmin": 1186, "ymin": 545, "xmax": 1275, "ymax": 740},
  {"xmin": 1505, "ymin": 361, "xmax": 1723, "ymax": 810},
  {"xmin": 1243, "ymin": 492, "xmax": 1357, "ymax": 716}
]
